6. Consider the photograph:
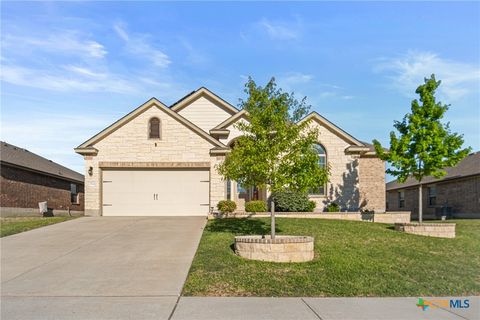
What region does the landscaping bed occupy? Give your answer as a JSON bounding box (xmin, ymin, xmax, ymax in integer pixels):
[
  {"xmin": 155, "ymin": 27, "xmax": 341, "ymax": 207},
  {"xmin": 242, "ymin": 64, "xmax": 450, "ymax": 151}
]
[
  {"xmin": 0, "ymin": 216, "xmax": 77, "ymax": 237},
  {"xmin": 183, "ymin": 218, "xmax": 480, "ymax": 297}
]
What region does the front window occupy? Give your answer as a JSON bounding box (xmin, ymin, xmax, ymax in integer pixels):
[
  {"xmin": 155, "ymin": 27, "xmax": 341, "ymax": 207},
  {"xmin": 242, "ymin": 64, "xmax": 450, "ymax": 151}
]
[
  {"xmin": 428, "ymin": 186, "xmax": 436, "ymax": 206},
  {"xmin": 70, "ymin": 183, "xmax": 78, "ymax": 204},
  {"xmin": 309, "ymin": 143, "xmax": 327, "ymax": 196},
  {"xmin": 148, "ymin": 117, "xmax": 161, "ymax": 139},
  {"xmin": 398, "ymin": 191, "xmax": 405, "ymax": 208}
]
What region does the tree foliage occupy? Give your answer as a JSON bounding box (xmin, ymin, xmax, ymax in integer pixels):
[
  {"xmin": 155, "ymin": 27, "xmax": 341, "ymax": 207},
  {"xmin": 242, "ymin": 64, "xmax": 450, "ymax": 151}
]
[
  {"xmin": 218, "ymin": 77, "xmax": 329, "ymax": 193},
  {"xmin": 373, "ymin": 74, "xmax": 471, "ymax": 183}
]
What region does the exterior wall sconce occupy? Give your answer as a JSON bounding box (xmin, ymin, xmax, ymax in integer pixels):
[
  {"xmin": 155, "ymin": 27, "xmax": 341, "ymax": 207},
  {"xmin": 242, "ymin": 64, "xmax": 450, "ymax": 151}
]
[{"xmin": 88, "ymin": 166, "xmax": 93, "ymax": 176}]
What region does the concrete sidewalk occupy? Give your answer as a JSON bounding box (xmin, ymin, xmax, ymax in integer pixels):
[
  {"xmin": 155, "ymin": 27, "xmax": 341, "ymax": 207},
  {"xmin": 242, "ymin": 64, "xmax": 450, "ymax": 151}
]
[{"xmin": 171, "ymin": 296, "xmax": 479, "ymax": 320}]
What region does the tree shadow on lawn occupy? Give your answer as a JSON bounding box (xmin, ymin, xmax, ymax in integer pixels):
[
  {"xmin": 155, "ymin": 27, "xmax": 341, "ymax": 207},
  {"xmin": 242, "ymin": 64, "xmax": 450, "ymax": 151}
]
[{"xmin": 206, "ymin": 218, "xmax": 281, "ymax": 235}]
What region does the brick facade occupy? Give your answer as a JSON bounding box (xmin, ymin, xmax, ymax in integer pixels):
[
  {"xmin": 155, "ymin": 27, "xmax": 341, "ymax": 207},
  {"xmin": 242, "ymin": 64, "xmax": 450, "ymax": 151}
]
[
  {"xmin": 0, "ymin": 164, "xmax": 84, "ymax": 211},
  {"xmin": 386, "ymin": 175, "xmax": 480, "ymax": 218},
  {"xmin": 359, "ymin": 157, "xmax": 386, "ymax": 212}
]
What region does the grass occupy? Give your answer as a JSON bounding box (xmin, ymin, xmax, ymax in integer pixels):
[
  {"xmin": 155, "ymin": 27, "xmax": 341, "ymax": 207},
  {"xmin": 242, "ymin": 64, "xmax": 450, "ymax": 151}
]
[
  {"xmin": 183, "ymin": 218, "xmax": 480, "ymax": 297},
  {"xmin": 0, "ymin": 216, "xmax": 77, "ymax": 237}
]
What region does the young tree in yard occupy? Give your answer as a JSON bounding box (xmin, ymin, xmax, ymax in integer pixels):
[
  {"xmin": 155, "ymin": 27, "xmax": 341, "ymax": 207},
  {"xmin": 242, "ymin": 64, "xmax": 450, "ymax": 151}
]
[
  {"xmin": 218, "ymin": 78, "xmax": 329, "ymax": 239},
  {"xmin": 373, "ymin": 74, "xmax": 471, "ymax": 223}
]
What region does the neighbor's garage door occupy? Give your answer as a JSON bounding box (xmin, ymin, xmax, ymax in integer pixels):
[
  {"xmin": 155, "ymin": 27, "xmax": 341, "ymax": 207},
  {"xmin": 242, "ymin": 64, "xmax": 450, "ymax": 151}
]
[{"xmin": 102, "ymin": 169, "xmax": 210, "ymax": 216}]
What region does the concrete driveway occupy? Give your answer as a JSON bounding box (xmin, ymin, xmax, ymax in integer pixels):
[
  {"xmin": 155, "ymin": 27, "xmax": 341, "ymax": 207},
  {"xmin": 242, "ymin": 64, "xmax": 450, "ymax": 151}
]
[{"xmin": 1, "ymin": 216, "xmax": 206, "ymax": 320}]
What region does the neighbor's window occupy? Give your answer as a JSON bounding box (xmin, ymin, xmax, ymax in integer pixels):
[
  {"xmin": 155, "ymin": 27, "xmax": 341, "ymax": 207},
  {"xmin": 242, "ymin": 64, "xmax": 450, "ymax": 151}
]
[
  {"xmin": 428, "ymin": 186, "xmax": 437, "ymax": 206},
  {"xmin": 398, "ymin": 190, "xmax": 405, "ymax": 208},
  {"xmin": 309, "ymin": 143, "xmax": 327, "ymax": 196},
  {"xmin": 70, "ymin": 183, "xmax": 78, "ymax": 204},
  {"xmin": 149, "ymin": 117, "xmax": 161, "ymax": 139}
]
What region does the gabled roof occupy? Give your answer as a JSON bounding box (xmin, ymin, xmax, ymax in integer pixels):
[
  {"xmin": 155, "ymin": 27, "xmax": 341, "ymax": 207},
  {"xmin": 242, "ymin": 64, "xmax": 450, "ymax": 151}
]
[
  {"xmin": 1, "ymin": 141, "xmax": 84, "ymax": 183},
  {"xmin": 170, "ymin": 87, "xmax": 239, "ymax": 115},
  {"xmin": 386, "ymin": 151, "xmax": 480, "ymax": 191},
  {"xmin": 213, "ymin": 110, "xmax": 248, "ymax": 130},
  {"xmin": 75, "ymin": 98, "xmax": 227, "ymax": 153},
  {"xmin": 299, "ymin": 112, "xmax": 365, "ymax": 147}
]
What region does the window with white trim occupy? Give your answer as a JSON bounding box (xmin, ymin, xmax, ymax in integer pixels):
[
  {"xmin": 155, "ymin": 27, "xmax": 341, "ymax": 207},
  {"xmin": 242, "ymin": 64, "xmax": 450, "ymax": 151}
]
[{"xmin": 309, "ymin": 143, "xmax": 327, "ymax": 196}]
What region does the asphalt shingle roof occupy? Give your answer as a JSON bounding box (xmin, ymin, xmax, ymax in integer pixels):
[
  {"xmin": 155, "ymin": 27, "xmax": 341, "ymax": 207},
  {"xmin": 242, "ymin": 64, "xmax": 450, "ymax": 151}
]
[
  {"xmin": 386, "ymin": 151, "xmax": 480, "ymax": 191},
  {"xmin": 0, "ymin": 141, "xmax": 84, "ymax": 183}
]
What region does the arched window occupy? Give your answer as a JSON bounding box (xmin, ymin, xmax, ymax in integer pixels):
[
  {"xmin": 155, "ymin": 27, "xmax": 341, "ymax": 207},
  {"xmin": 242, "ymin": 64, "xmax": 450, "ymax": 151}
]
[
  {"xmin": 148, "ymin": 117, "xmax": 161, "ymax": 139},
  {"xmin": 310, "ymin": 143, "xmax": 327, "ymax": 196},
  {"xmin": 313, "ymin": 144, "xmax": 326, "ymax": 168}
]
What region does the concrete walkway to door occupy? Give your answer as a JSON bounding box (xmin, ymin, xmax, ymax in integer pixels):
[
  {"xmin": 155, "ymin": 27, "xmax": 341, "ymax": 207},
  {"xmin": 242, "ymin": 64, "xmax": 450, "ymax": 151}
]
[{"xmin": 1, "ymin": 216, "xmax": 206, "ymax": 320}]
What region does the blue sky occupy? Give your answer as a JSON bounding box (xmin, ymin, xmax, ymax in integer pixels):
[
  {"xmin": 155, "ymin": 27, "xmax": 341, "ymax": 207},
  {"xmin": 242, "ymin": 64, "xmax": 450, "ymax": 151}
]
[{"xmin": 1, "ymin": 1, "xmax": 479, "ymax": 178}]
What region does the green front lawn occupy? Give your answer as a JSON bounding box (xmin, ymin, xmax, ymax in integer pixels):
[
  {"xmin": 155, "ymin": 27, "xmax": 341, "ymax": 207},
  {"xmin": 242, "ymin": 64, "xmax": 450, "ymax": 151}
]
[
  {"xmin": 0, "ymin": 216, "xmax": 76, "ymax": 237},
  {"xmin": 183, "ymin": 218, "xmax": 480, "ymax": 297}
]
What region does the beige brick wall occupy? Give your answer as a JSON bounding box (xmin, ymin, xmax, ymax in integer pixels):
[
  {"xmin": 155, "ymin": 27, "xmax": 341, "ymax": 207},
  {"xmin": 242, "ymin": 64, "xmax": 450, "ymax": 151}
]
[
  {"xmin": 210, "ymin": 155, "xmax": 226, "ymax": 210},
  {"xmin": 83, "ymin": 105, "xmax": 219, "ymax": 216},
  {"xmin": 358, "ymin": 157, "xmax": 386, "ymax": 212},
  {"xmin": 219, "ymin": 118, "xmax": 385, "ymax": 212},
  {"xmin": 220, "ymin": 118, "xmax": 248, "ymax": 146},
  {"xmin": 308, "ymin": 121, "xmax": 360, "ymax": 212}
]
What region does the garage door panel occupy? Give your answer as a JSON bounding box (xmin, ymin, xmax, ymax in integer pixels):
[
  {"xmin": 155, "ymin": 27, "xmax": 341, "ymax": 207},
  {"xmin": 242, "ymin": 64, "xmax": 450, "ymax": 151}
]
[{"xmin": 102, "ymin": 169, "xmax": 210, "ymax": 216}]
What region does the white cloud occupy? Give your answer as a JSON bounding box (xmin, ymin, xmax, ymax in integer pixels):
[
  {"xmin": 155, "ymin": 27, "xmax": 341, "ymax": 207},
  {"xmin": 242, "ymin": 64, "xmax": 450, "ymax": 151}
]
[
  {"xmin": 113, "ymin": 22, "xmax": 171, "ymax": 68},
  {"xmin": 280, "ymin": 72, "xmax": 313, "ymax": 84},
  {"xmin": 1, "ymin": 65, "xmax": 136, "ymax": 93},
  {"xmin": 2, "ymin": 32, "xmax": 107, "ymax": 59},
  {"xmin": 374, "ymin": 50, "xmax": 480, "ymax": 101},
  {"xmin": 63, "ymin": 65, "xmax": 106, "ymax": 78},
  {"xmin": 259, "ymin": 18, "xmax": 300, "ymax": 40}
]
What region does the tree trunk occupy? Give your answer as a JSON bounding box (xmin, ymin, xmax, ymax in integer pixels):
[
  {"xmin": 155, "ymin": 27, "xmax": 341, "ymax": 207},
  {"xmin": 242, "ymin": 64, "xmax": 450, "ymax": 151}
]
[
  {"xmin": 418, "ymin": 184, "xmax": 423, "ymax": 223},
  {"xmin": 270, "ymin": 200, "xmax": 276, "ymax": 240}
]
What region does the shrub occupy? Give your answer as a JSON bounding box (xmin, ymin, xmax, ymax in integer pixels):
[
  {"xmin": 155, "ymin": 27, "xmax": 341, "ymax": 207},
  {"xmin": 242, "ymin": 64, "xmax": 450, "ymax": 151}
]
[
  {"xmin": 245, "ymin": 200, "xmax": 268, "ymax": 212},
  {"xmin": 307, "ymin": 200, "xmax": 317, "ymax": 212},
  {"xmin": 217, "ymin": 200, "xmax": 237, "ymax": 213},
  {"xmin": 270, "ymin": 190, "xmax": 314, "ymax": 212},
  {"xmin": 326, "ymin": 202, "xmax": 340, "ymax": 212}
]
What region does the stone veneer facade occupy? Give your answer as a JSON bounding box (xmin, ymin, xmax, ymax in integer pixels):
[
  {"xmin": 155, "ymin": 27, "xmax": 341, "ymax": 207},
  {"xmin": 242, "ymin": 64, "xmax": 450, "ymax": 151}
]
[
  {"xmin": 83, "ymin": 106, "xmax": 220, "ymax": 216},
  {"xmin": 78, "ymin": 90, "xmax": 386, "ymax": 216}
]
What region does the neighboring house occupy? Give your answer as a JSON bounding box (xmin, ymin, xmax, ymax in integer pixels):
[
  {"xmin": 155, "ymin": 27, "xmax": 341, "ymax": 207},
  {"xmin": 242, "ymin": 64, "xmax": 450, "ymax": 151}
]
[
  {"xmin": 1, "ymin": 141, "xmax": 84, "ymax": 216},
  {"xmin": 386, "ymin": 151, "xmax": 480, "ymax": 219},
  {"xmin": 75, "ymin": 87, "xmax": 385, "ymax": 217}
]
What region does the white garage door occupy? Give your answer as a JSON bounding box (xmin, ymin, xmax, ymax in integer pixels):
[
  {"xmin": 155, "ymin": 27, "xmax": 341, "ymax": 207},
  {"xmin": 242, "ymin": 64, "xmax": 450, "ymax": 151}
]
[{"xmin": 102, "ymin": 169, "xmax": 210, "ymax": 216}]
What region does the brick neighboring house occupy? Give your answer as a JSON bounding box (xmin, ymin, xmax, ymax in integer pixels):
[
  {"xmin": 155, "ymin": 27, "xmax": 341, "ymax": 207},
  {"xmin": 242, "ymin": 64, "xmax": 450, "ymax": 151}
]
[
  {"xmin": 75, "ymin": 87, "xmax": 386, "ymax": 217},
  {"xmin": 0, "ymin": 141, "xmax": 84, "ymax": 216},
  {"xmin": 386, "ymin": 151, "xmax": 480, "ymax": 220}
]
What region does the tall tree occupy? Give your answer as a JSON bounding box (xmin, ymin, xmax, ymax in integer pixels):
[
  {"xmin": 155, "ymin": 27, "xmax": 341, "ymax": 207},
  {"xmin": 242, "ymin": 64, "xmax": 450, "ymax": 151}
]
[
  {"xmin": 218, "ymin": 78, "xmax": 329, "ymax": 238},
  {"xmin": 373, "ymin": 74, "xmax": 471, "ymax": 223}
]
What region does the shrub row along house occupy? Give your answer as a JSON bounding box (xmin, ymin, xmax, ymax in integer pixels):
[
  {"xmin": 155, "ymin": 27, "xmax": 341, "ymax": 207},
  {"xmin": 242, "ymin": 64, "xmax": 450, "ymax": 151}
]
[
  {"xmin": 0, "ymin": 141, "xmax": 84, "ymax": 216},
  {"xmin": 386, "ymin": 151, "xmax": 480, "ymax": 219},
  {"xmin": 75, "ymin": 88, "xmax": 386, "ymax": 216}
]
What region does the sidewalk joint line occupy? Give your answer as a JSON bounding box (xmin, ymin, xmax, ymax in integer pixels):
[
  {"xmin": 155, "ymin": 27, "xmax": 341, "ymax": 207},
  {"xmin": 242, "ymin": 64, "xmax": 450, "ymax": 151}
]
[
  {"xmin": 167, "ymin": 295, "xmax": 181, "ymax": 320},
  {"xmin": 301, "ymin": 298, "xmax": 323, "ymax": 320}
]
